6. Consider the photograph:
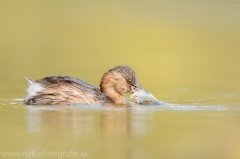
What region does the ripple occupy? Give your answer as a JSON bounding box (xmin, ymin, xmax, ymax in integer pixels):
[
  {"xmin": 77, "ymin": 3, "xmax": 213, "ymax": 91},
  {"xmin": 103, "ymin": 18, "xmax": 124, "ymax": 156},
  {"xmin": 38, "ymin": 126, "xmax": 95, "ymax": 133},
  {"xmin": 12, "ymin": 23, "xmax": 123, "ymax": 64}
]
[{"xmin": 0, "ymin": 98, "xmax": 239, "ymax": 112}]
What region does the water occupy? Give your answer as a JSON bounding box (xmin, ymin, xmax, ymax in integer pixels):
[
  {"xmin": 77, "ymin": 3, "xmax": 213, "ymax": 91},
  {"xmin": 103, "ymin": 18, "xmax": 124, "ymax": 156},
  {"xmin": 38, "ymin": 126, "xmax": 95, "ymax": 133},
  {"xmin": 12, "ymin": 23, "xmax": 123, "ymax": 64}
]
[
  {"xmin": 1, "ymin": 97, "xmax": 240, "ymax": 159},
  {"xmin": 1, "ymin": 0, "xmax": 240, "ymax": 159}
]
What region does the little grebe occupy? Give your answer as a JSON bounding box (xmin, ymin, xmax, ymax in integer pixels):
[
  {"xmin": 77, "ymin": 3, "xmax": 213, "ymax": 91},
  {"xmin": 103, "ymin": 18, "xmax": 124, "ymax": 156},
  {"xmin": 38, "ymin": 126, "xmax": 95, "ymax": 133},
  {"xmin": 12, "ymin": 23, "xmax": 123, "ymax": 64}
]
[{"xmin": 24, "ymin": 66, "xmax": 144, "ymax": 105}]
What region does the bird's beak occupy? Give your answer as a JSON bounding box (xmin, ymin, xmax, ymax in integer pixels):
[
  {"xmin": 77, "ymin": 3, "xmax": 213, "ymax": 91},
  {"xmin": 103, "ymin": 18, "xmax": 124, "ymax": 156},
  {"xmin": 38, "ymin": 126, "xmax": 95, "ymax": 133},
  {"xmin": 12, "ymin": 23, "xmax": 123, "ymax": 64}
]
[{"xmin": 131, "ymin": 86, "xmax": 142, "ymax": 94}]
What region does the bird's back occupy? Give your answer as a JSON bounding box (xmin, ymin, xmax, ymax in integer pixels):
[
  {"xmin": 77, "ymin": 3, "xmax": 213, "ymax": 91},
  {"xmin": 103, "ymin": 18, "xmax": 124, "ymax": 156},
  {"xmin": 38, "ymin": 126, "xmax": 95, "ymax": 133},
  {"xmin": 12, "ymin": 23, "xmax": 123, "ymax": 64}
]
[{"xmin": 24, "ymin": 76, "xmax": 113, "ymax": 105}]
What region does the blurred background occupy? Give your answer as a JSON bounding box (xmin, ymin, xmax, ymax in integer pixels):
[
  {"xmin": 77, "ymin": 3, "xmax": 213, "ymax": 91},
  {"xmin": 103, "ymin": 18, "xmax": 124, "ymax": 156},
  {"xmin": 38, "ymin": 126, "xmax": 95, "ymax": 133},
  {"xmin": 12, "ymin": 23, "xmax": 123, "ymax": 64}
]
[
  {"xmin": 1, "ymin": 1, "xmax": 240, "ymax": 159},
  {"xmin": 1, "ymin": 0, "xmax": 240, "ymax": 101}
]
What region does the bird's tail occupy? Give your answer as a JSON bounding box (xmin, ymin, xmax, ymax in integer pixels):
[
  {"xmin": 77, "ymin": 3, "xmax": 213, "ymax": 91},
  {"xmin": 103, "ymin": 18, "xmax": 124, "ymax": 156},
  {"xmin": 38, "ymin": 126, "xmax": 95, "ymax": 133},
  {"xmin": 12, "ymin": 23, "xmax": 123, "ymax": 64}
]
[{"xmin": 23, "ymin": 77, "xmax": 34, "ymax": 84}]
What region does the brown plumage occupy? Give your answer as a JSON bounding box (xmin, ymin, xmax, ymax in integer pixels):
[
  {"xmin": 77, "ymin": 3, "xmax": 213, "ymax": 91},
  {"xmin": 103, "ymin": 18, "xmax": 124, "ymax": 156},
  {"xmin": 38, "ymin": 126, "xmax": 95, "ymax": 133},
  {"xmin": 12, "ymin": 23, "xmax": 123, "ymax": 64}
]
[{"xmin": 24, "ymin": 66, "xmax": 142, "ymax": 105}]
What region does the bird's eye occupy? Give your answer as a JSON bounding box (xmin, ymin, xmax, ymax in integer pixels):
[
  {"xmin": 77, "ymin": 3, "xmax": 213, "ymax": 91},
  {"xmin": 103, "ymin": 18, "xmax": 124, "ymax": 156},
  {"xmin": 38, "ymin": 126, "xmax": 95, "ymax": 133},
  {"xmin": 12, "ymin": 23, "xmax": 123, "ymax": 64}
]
[{"xmin": 128, "ymin": 79, "xmax": 133, "ymax": 85}]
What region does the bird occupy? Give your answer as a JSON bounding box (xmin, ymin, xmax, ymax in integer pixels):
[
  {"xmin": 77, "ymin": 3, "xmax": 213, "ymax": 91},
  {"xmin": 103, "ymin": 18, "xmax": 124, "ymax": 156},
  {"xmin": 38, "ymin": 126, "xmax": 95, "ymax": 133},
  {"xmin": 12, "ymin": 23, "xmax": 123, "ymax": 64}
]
[{"xmin": 24, "ymin": 66, "xmax": 143, "ymax": 105}]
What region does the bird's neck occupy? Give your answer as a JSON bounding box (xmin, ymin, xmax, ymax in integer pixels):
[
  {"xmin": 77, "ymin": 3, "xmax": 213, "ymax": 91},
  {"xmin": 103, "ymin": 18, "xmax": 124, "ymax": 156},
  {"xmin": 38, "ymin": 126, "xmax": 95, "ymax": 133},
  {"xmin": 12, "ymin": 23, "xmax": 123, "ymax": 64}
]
[{"xmin": 100, "ymin": 73, "xmax": 125, "ymax": 104}]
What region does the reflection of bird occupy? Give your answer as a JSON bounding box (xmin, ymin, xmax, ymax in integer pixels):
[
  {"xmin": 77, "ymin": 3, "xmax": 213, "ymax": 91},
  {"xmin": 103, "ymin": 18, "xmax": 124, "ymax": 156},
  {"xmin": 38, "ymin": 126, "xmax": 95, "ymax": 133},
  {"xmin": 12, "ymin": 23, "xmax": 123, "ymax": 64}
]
[{"xmin": 24, "ymin": 66, "xmax": 142, "ymax": 105}]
